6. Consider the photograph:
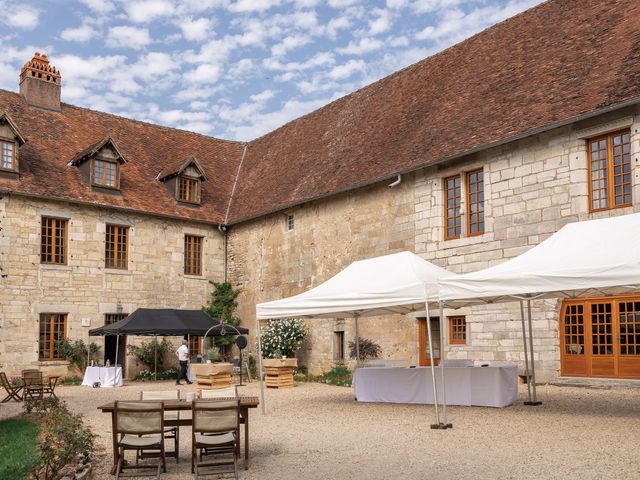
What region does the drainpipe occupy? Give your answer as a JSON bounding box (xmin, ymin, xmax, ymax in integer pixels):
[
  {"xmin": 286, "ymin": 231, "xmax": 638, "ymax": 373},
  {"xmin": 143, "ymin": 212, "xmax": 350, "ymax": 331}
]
[
  {"xmin": 218, "ymin": 224, "xmax": 228, "ymax": 282},
  {"xmin": 388, "ymin": 174, "xmax": 402, "ymax": 188}
]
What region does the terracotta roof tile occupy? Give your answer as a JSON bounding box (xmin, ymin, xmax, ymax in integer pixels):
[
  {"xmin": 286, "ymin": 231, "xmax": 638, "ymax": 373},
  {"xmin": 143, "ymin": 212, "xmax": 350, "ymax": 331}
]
[
  {"xmin": 227, "ymin": 0, "xmax": 640, "ymax": 223},
  {"xmin": 0, "ymin": 91, "xmax": 245, "ymax": 224}
]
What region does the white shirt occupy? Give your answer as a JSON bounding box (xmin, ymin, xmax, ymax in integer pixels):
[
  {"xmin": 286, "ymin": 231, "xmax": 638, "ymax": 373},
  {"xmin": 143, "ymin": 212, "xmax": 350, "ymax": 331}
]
[{"xmin": 177, "ymin": 344, "xmax": 189, "ymax": 361}]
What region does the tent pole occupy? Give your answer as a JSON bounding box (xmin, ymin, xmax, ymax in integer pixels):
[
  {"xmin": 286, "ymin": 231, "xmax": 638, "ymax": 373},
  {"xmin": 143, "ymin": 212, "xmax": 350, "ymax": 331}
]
[
  {"xmin": 424, "ymin": 300, "xmax": 442, "ymax": 429},
  {"xmin": 154, "ymin": 334, "xmax": 157, "ymax": 381},
  {"xmin": 526, "ymin": 299, "xmax": 541, "ymax": 405},
  {"xmin": 257, "ymin": 318, "xmax": 266, "ymax": 415},
  {"xmin": 519, "ymin": 301, "xmax": 532, "ymax": 403},
  {"xmin": 114, "ymin": 334, "xmax": 119, "ymax": 387},
  {"xmin": 354, "ymin": 314, "xmax": 360, "ymax": 368},
  {"xmin": 439, "ymin": 302, "xmax": 451, "ymax": 428}
]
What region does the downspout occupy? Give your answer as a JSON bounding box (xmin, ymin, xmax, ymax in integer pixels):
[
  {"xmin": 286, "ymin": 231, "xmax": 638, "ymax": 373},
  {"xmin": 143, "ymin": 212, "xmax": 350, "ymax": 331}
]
[
  {"xmin": 218, "ymin": 224, "xmax": 228, "ymax": 282},
  {"xmin": 388, "ymin": 174, "xmax": 402, "ymax": 188}
]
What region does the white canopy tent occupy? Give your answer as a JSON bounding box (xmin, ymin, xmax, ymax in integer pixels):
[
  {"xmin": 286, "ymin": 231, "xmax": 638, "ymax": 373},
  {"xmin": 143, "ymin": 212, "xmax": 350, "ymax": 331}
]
[
  {"xmin": 439, "ymin": 212, "xmax": 640, "ymax": 403},
  {"xmin": 256, "ymin": 251, "xmax": 456, "ymax": 426}
]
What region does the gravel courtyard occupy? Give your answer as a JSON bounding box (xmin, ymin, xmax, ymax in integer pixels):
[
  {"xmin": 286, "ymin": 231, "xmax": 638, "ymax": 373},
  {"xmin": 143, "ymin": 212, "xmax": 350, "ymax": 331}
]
[{"xmin": 2, "ymin": 380, "xmax": 639, "ymax": 480}]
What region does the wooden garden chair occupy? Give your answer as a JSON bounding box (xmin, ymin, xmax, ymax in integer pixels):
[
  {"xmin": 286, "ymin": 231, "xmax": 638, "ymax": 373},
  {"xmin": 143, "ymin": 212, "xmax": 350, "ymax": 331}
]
[
  {"xmin": 199, "ymin": 386, "xmax": 237, "ymax": 399},
  {"xmin": 1, "ymin": 372, "xmax": 23, "ymax": 402},
  {"xmin": 114, "ymin": 401, "xmax": 166, "ymax": 479},
  {"xmin": 140, "ymin": 390, "xmax": 180, "ymax": 463},
  {"xmin": 22, "ymin": 370, "xmax": 45, "ymax": 401},
  {"xmin": 191, "ymin": 399, "xmax": 240, "ymax": 480}
]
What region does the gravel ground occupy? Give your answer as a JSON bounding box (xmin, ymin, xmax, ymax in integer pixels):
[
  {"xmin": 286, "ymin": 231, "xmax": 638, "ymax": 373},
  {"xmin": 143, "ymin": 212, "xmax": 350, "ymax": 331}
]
[{"xmin": 2, "ymin": 380, "xmax": 639, "ymax": 480}]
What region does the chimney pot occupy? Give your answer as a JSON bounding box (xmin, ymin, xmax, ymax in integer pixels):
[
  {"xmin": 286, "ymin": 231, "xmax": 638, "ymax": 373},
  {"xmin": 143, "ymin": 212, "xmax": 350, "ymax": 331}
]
[{"xmin": 19, "ymin": 52, "xmax": 62, "ymax": 111}]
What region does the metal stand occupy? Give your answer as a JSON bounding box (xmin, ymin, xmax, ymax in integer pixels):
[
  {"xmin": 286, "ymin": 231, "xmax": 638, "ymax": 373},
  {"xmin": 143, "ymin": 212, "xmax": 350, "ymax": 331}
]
[
  {"xmin": 438, "ymin": 302, "xmax": 452, "ymax": 429},
  {"xmin": 354, "ymin": 314, "xmax": 360, "ymax": 368},
  {"xmin": 525, "ymin": 299, "xmax": 542, "ymax": 405},
  {"xmin": 424, "ymin": 297, "xmax": 447, "ymax": 429}
]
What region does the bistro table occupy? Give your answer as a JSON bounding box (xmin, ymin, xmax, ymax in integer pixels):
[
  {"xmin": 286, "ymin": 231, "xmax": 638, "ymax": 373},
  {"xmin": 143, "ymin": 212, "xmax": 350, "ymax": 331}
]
[
  {"xmin": 98, "ymin": 396, "xmax": 259, "ymax": 473},
  {"xmin": 82, "ymin": 366, "xmax": 123, "ymax": 387}
]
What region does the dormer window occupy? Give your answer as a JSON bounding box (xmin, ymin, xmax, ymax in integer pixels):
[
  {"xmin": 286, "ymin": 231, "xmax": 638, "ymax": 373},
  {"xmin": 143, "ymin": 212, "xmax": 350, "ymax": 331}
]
[
  {"xmin": 157, "ymin": 156, "xmax": 207, "ymax": 206},
  {"xmin": 178, "ymin": 175, "xmax": 200, "ymax": 203},
  {"xmin": 1, "ymin": 140, "xmax": 15, "ymax": 171},
  {"xmin": 93, "ymin": 158, "xmax": 119, "ymax": 189},
  {"xmin": 68, "ymin": 136, "xmax": 128, "ymax": 192}
]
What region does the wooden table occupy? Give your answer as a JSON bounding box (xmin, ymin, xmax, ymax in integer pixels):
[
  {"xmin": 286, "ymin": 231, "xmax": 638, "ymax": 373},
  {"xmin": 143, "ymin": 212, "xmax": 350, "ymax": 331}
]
[{"xmin": 98, "ymin": 396, "xmax": 259, "ymax": 474}]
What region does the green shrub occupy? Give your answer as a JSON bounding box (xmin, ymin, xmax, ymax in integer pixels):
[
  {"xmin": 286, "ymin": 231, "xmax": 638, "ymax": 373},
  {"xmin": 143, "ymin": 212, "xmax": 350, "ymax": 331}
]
[
  {"xmin": 129, "ymin": 338, "xmax": 173, "ymax": 372},
  {"xmin": 247, "ymin": 354, "xmax": 257, "ymax": 378},
  {"xmin": 207, "ymin": 346, "xmax": 221, "ymax": 362},
  {"xmin": 60, "ymin": 376, "xmax": 83, "ymax": 386},
  {"xmin": 0, "ymin": 417, "xmax": 40, "ymax": 480},
  {"xmin": 321, "ymin": 365, "xmax": 352, "ymax": 387},
  {"xmin": 55, "ymin": 339, "xmax": 99, "ymax": 373},
  {"xmin": 133, "ymin": 369, "xmax": 178, "ymax": 381},
  {"xmin": 260, "ymin": 319, "xmax": 308, "ymax": 358},
  {"xmin": 348, "ymin": 337, "xmax": 382, "ymax": 361}
]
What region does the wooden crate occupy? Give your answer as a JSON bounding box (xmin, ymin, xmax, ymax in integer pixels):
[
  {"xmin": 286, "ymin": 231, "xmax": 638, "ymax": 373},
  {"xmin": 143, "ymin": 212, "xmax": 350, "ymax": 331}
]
[{"xmin": 264, "ymin": 366, "xmax": 294, "ymax": 388}]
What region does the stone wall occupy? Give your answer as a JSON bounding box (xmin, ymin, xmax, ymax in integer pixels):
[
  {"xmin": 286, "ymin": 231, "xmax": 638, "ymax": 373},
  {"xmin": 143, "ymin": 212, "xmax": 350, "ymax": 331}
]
[
  {"xmin": 0, "ymin": 195, "xmax": 224, "ymax": 377},
  {"xmin": 228, "ymin": 175, "xmax": 417, "ymax": 374},
  {"xmin": 230, "ymin": 108, "xmax": 640, "ymax": 381}
]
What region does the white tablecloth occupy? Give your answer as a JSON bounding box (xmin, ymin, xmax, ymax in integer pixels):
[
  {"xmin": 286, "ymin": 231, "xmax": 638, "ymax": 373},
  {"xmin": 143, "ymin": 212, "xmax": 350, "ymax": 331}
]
[
  {"xmin": 187, "ymin": 364, "xmax": 196, "ymax": 383},
  {"xmin": 82, "ymin": 366, "xmax": 123, "ymax": 387},
  {"xmin": 353, "ymin": 364, "xmax": 518, "ymax": 407}
]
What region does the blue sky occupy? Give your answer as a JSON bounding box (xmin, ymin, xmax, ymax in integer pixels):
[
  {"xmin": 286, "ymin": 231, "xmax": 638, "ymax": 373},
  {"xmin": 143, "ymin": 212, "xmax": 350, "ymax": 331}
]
[{"xmin": 0, "ymin": 0, "xmax": 542, "ymax": 141}]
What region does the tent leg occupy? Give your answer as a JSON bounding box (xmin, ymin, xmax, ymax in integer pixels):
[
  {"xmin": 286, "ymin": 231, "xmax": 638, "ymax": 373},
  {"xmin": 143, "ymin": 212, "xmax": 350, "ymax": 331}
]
[
  {"xmin": 525, "ymin": 299, "xmax": 542, "ymax": 406},
  {"xmin": 154, "ymin": 334, "xmax": 157, "ymax": 381},
  {"xmin": 439, "ymin": 302, "xmax": 451, "ymax": 428},
  {"xmin": 519, "ymin": 301, "xmax": 532, "ymax": 403},
  {"xmin": 257, "ymin": 318, "xmax": 266, "ymax": 415},
  {"xmin": 354, "ymin": 315, "xmax": 360, "ymax": 368},
  {"xmin": 114, "ymin": 334, "xmax": 120, "ymax": 387},
  {"xmin": 424, "ymin": 301, "xmax": 444, "ymax": 429}
]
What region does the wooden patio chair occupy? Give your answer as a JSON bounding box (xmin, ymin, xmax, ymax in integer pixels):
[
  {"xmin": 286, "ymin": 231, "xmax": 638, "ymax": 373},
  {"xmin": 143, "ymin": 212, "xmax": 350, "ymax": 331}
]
[
  {"xmin": 140, "ymin": 390, "xmax": 180, "ymax": 463},
  {"xmin": 191, "ymin": 399, "xmax": 239, "ymax": 480},
  {"xmin": 42, "ymin": 376, "xmax": 59, "ymax": 398},
  {"xmin": 22, "ymin": 370, "xmax": 44, "ymax": 401},
  {"xmin": 199, "ymin": 386, "xmax": 237, "ymax": 399},
  {"xmin": 114, "ymin": 401, "xmax": 166, "ymax": 480},
  {"xmin": 1, "ymin": 372, "xmax": 23, "ymax": 403}
]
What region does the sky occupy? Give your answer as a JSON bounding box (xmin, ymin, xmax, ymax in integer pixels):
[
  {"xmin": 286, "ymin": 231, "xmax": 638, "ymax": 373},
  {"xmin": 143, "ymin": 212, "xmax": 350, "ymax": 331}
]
[{"xmin": 0, "ymin": 0, "xmax": 543, "ymax": 141}]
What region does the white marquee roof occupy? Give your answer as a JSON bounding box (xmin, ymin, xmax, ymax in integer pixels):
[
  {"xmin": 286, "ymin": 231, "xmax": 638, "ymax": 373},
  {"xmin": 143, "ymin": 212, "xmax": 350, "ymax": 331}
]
[
  {"xmin": 438, "ymin": 212, "xmax": 640, "ymax": 307},
  {"xmin": 256, "ymin": 251, "xmax": 454, "ymax": 319}
]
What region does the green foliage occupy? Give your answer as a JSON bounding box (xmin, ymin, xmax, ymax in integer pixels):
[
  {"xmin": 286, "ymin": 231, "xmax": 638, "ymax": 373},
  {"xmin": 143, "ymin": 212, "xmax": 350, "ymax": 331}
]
[
  {"xmin": 207, "ymin": 346, "xmax": 221, "ymax": 361},
  {"xmin": 260, "ymin": 319, "xmax": 308, "ymax": 358},
  {"xmin": 129, "ymin": 338, "xmax": 173, "ymax": 372},
  {"xmin": 27, "ymin": 398, "xmax": 94, "ymax": 480},
  {"xmin": 133, "ymin": 369, "xmax": 178, "ymax": 382},
  {"xmin": 349, "ymin": 337, "xmax": 382, "ymax": 361},
  {"xmin": 60, "ymin": 376, "xmax": 83, "ymax": 386},
  {"xmin": 0, "ymin": 418, "xmax": 40, "ymax": 480},
  {"xmin": 247, "ymin": 354, "xmax": 257, "ymax": 378},
  {"xmin": 54, "ymin": 339, "xmax": 99, "ymax": 373},
  {"xmin": 203, "ymin": 281, "xmax": 242, "ymax": 349},
  {"xmin": 321, "ymin": 365, "xmax": 352, "ymax": 387}
]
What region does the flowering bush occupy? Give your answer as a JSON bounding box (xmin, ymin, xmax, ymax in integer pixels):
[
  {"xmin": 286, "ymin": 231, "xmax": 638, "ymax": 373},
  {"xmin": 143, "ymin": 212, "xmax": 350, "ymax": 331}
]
[
  {"xmin": 133, "ymin": 369, "xmax": 177, "ymax": 381},
  {"xmin": 55, "ymin": 339, "xmax": 99, "ymax": 373},
  {"xmin": 260, "ymin": 319, "xmax": 308, "ymax": 358}
]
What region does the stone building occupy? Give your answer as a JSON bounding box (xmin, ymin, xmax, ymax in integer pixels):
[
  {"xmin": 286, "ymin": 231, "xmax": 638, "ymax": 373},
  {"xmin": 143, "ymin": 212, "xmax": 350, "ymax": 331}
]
[{"xmin": 1, "ymin": 0, "xmax": 640, "ymax": 381}]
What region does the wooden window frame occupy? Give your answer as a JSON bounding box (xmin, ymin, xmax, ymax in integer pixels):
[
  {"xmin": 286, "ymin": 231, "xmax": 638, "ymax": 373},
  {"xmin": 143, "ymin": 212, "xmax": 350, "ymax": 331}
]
[
  {"xmin": 587, "ymin": 129, "xmax": 632, "ymax": 212},
  {"xmin": 184, "ymin": 234, "xmax": 203, "ymax": 276},
  {"xmin": 286, "ymin": 214, "xmax": 294, "ymax": 231},
  {"xmin": 41, "ymin": 216, "xmax": 68, "ymax": 265},
  {"xmin": 449, "ymin": 316, "xmax": 467, "ymax": 345},
  {"xmin": 189, "ymin": 336, "xmax": 203, "ymax": 356},
  {"xmin": 105, "ymin": 313, "xmax": 128, "ymax": 325},
  {"xmin": 444, "ymin": 175, "xmax": 462, "ymax": 240},
  {"xmin": 466, "ymin": 169, "xmax": 484, "ymax": 237},
  {"xmin": 105, "ymin": 224, "xmax": 129, "ymax": 270},
  {"xmin": 0, "ymin": 139, "xmax": 17, "ymax": 172},
  {"xmin": 39, "ymin": 313, "xmax": 67, "ymax": 361},
  {"xmin": 91, "ymin": 157, "xmax": 120, "ymax": 190},
  {"xmin": 177, "ymin": 175, "xmax": 201, "ymax": 204}
]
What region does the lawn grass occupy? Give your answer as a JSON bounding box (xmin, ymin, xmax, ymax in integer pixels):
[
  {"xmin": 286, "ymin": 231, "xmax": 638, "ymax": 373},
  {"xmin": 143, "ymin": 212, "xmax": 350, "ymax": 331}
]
[{"xmin": 0, "ymin": 417, "xmax": 39, "ymax": 480}]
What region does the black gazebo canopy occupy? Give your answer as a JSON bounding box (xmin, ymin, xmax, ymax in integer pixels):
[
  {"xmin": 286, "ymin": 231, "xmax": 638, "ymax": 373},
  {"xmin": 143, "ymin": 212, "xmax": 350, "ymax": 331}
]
[{"xmin": 89, "ymin": 308, "xmax": 249, "ymax": 336}]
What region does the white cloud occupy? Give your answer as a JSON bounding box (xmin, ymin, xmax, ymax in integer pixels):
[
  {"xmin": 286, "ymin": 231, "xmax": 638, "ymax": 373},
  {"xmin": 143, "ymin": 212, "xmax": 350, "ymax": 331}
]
[
  {"xmin": 271, "ymin": 34, "xmax": 311, "ymax": 57},
  {"xmin": 412, "ymin": 0, "xmax": 465, "ymax": 14},
  {"xmin": 369, "ymin": 9, "xmax": 392, "ymax": 35},
  {"xmin": 328, "ymin": 0, "xmax": 359, "ymax": 8},
  {"xmin": 107, "ymin": 26, "xmax": 152, "ymax": 50},
  {"xmin": 250, "ymin": 89, "xmax": 276, "ymax": 102},
  {"xmin": 4, "ymin": 6, "xmax": 39, "ymax": 29},
  {"xmin": 185, "ymin": 63, "xmax": 222, "ymax": 84},
  {"xmin": 61, "ymin": 25, "xmax": 95, "ymax": 43},
  {"xmin": 324, "ymin": 16, "xmax": 351, "ymax": 39},
  {"xmin": 263, "ymin": 51, "xmax": 334, "ymax": 72},
  {"xmin": 178, "ymin": 17, "xmax": 215, "ymax": 42},
  {"xmin": 229, "ymin": 0, "xmax": 283, "ymax": 13},
  {"xmin": 80, "ymin": 0, "xmax": 115, "ymax": 13},
  {"xmin": 327, "ymin": 59, "xmax": 365, "ymax": 80},
  {"xmin": 124, "ymin": 1, "xmax": 175, "ymax": 23},
  {"xmin": 339, "ymin": 37, "xmax": 383, "ymax": 55},
  {"xmin": 386, "ymin": 0, "xmax": 408, "ymax": 8}
]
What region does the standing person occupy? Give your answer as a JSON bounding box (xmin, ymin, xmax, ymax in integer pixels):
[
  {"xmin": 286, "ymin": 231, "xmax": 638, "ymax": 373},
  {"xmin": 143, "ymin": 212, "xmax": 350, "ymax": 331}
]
[{"xmin": 176, "ymin": 339, "xmax": 192, "ymax": 385}]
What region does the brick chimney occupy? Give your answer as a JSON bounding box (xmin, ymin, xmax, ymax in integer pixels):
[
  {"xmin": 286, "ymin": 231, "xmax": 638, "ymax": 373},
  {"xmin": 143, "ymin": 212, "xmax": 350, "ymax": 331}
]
[{"xmin": 19, "ymin": 52, "xmax": 61, "ymax": 111}]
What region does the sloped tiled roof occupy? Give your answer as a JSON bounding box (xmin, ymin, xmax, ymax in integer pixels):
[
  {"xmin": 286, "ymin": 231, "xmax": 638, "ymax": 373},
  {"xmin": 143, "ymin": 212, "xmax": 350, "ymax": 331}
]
[
  {"xmin": 227, "ymin": 0, "xmax": 640, "ymax": 223},
  {"xmin": 1, "ymin": 0, "xmax": 640, "ymax": 227},
  {"xmin": 157, "ymin": 156, "xmax": 208, "ymax": 182},
  {"xmin": 0, "ymin": 91, "xmax": 244, "ymax": 224}
]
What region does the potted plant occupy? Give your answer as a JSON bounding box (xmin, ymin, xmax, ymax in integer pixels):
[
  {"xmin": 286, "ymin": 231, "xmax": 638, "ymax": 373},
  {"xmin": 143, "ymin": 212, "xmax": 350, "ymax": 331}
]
[
  {"xmin": 191, "ymin": 345, "xmax": 233, "ymax": 389},
  {"xmin": 260, "ymin": 319, "xmax": 308, "ymax": 387},
  {"xmin": 206, "ymin": 346, "xmax": 220, "ymax": 363}
]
